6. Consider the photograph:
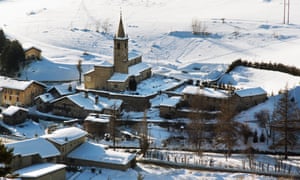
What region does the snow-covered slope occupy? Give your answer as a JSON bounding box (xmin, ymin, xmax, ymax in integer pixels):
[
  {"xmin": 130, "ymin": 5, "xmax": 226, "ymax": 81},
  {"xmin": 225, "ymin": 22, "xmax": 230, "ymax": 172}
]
[{"xmin": 0, "ymin": 0, "xmax": 300, "ymax": 88}]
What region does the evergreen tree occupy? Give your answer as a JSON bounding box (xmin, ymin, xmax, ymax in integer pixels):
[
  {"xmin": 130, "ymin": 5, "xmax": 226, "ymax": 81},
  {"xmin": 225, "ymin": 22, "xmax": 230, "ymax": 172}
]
[
  {"xmin": 0, "ymin": 40, "xmax": 24, "ymax": 76},
  {"xmin": 0, "ymin": 140, "xmax": 14, "ymax": 177},
  {"xmin": 0, "ymin": 29, "xmax": 6, "ymax": 53}
]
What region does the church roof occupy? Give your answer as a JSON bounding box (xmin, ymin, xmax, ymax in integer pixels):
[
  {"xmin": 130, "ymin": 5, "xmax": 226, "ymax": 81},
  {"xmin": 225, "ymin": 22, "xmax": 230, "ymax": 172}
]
[{"xmin": 116, "ymin": 13, "xmax": 126, "ymax": 38}]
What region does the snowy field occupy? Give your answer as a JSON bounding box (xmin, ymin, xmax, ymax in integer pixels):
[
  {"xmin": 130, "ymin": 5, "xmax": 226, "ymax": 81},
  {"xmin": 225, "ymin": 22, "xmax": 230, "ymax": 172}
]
[{"xmin": 0, "ymin": 0, "xmax": 299, "ymax": 93}]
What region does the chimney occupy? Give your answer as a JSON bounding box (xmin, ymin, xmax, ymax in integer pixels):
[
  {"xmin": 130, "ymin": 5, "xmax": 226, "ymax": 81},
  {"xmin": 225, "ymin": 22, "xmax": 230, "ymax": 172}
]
[
  {"xmin": 84, "ymin": 91, "xmax": 88, "ymax": 98},
  {"xmin": 95, "ymin": 95, "xmax": 99, "ymax": 104},
  {"xmin": 68, "ymin": 84, "xmax": 72, "ymax": 92}
]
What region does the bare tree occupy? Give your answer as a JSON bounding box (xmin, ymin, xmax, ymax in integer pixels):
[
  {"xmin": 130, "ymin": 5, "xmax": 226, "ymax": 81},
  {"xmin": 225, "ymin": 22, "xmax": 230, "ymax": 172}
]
[
  {"xmin": 214, "ymin": 99, "xmax": 239, "ymax": 160},
  {"xmin": 191, "ymin": 18, "xmax": 208, "ymax": 35},
  {"xmin": 271, "ymin": 85, "xmax": 300, "ymax": 159},
  {"xmin": 109, "ymin": 104, "xmax": 117, "ymax": 151},
  {"xmin": 139, "ymin": 110, "xmax": 149, "ymax": 156},
  {"xmin": 187, "ymin": 94, "xmax": 207, "ymax": 155},
  {"xmin": 77, "ymin": 59, "xmax": 82, "ymax": 85},
  {"xmin": 101, "ymin": 18, "xmax": 111, "ymax": 34}
]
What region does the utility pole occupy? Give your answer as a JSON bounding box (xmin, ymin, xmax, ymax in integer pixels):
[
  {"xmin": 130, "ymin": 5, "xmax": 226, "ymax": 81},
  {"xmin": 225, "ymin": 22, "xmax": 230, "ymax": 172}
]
[{"xmin": 283, "ymin": 0, "xmax": 290, "ymax": 24}]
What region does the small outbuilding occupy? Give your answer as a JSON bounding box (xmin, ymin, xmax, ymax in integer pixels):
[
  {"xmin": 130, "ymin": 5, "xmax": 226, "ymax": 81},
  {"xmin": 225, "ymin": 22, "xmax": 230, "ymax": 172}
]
[
  {"xmin": 24, "ymin": 46, "xmax": 42, "ymax": 60},
  {"xmin": 14, "ymin": 163, "xmax": 66, "ymax": 180},
  {"xmin": 84, "ymin": 113, "xmax": 111, "ymax": 138},
  {"xmin": 67, "ymin": 142, "xmax": 136, "ymax": 171},
  {"xmin": 2, "ymin": 106, "xmax": 28, "ymax": 125}
]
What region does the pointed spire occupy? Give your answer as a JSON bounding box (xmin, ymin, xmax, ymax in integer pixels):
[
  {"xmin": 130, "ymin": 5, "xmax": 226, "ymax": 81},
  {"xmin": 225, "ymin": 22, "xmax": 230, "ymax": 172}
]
[{"xmin": 116, "ymin": 11, "xmax": 126, "ymax": 38}]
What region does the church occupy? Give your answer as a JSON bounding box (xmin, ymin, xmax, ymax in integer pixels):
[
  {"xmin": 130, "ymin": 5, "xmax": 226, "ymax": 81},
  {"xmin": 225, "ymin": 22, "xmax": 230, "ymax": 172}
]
[{"xmin": 84, "ymin": 15, "xmax": 152, "ymax": 92}]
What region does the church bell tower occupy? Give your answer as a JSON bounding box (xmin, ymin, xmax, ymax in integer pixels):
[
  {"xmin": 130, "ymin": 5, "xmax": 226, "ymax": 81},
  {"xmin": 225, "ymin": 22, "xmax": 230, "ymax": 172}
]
[{"xmin": 114, "ymin": 13, "xmax": 129, "ymax": 74}]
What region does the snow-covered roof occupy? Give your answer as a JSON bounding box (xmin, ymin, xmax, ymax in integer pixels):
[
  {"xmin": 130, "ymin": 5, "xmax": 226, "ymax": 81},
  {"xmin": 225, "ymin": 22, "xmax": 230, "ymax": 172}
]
[
  {"xmin": 48, "ymin": 83, "xmax": 76, "ymax": 96},
  {"xmin": 182, "ymin": 86, "xmax": 229, "ymax": 98},
  {"xmin": 108, "ymin": 73, "xmax": 129, "ymax": 82},
  {"xmin": 35, "ymin": 93, "xmax": 55, "ymax": 103},
  {"xmin": 2, "ymin": 106, "xmax": 28, "ymax": 116},
  {"xmin": 160, "ymin": 96, "xmax": 181, "ymax": 107},
  {"xmin": 95, "ymin": 60, "xmax": 113, "ymax": 67},
  {"xmin": 53, "ymin": 92, "xmax": 123, "ymax": 112},
  {"xmin": 14, "ymin": 163, "xmax": 66, "ymax": 178},
  {"xmin": 129, "ymin": 62, "xmax": 151, "ymax": 76},
  {"xmin": 5, "ymin": 138, "xmax": 60, "ymax": 158},
  {"xmin": 67, "ymin": 142, "xmax": 135, "ymax": 165},
  {"xmin": 0, "ymin": 76, "xmax": 45, "ymax": 91},
  {"xmin": 85, "ymin": 113, "xmax": 111, "ymax": 123},
  {"xmin": 42, "ymin": 127, "xmax": 87, "ymax": 145},
  {"xmin": 235, "ymin": 87, "xmax": 267, "ymax": 97}
]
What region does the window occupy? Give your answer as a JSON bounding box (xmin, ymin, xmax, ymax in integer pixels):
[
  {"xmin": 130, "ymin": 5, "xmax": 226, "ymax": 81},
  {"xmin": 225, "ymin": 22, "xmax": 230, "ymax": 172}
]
[
  {"xmin": 117, "ymin": 43, "xmax": 120, "ymax": 49},
  {"xmin": 125, "ymin": 43, "xmax": 127, "ymax": 48}
]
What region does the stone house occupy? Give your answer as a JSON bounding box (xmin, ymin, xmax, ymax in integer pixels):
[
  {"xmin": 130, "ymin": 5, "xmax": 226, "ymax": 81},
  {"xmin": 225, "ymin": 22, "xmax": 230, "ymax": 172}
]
[
  {"xmin": 34, "ymin": 93, "xmax": 55, "ymax": 112},
  {"xmin": 232, "ymin": 87, "xmax": 267, "ymax": 111},
  {"xmin": 0, "ymin": 76, "xmax": 46, "ymax": 107},
  {"xmin": 84, "ymin": 15, "xmax": 151, "ymax": 92},
  {"xmin": 2, "ymin": 105, "xmax": 28, "ymax": 125},
  {"xmin": 67, "ymin": 142, "xmax": 136, "ymax": 171},
  {"xmin": 14, "ymin": 163, "xmax": 66, "ymax": 180},
  {"xmin": 42, "ymin": 127, "xmax": 87, "ymax": 162},
  {"xmin": 83, "ymin": 113, "xmax": 111, "ymax": 138},
  {"xmin": 159, "ymin": 96, "xmax": 181, "ymax": 118},
  {"xmin": 48, "ymin": 83, "xmax": 76, "ymax": 99},
  {"xmin": 5, "ymin": 138, "xmax": 61, "ymax": 171},
  {"xmin": 51, "ymin": 92, "xmax": 123, "ymax": 119},
  {"xmin": 182, "ymin": 85, "xmax": 229, "ymax": 111},
  {"xmin": 24, "ymin": 46, "xmax": 42, "ymax": 60}
]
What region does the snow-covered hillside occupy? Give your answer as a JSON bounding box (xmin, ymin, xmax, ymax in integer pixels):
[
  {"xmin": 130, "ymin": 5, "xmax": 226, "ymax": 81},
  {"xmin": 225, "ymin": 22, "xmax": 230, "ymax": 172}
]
[{"xmin": 0, "ymin": 0, "xmax": 300, "ymax": 86}]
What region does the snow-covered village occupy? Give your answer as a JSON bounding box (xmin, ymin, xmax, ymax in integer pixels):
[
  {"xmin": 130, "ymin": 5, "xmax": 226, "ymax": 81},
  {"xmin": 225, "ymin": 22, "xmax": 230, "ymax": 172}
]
[{"xmin": 1, "ymin": 0, "xmax": 300, "ymax": 179}]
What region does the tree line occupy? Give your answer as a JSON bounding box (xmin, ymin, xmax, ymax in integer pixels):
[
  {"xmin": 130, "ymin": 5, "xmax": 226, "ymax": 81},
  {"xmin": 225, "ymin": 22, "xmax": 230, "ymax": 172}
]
[
  {"xmin": 226, "ymin": 59, "xmax": 300, "ymax": 76},
  {"xmin": 0, "ymin": 29, "xmax": 25, "ymax": 76}
]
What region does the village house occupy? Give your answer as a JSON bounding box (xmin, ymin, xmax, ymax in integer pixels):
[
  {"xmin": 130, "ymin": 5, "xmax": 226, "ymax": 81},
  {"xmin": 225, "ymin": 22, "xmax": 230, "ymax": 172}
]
[
  {"xmin": 232, "ymin": 87, "xmax": 268, "ymax": 111},
  {"xmin": 51, "ymin": 92, "xmax": 123, "ymax": 119},
  {"xmin": 84, "ymin": 113, "xmax": 111, "ymax": 138},
  {"xmin": 0, "ymin": 76, "xmax": 46, "ymax": 107},
  {"xmin": 42, "ymin": 127, "xmax": 87, "ymax": 162},
  {"xmin": 34, "ymin": 93, "xmax": 55, "ymax": 112},
  {"xmin": 84, "ymin": 15, "xmax": 151, "ymax": 92},
  {"xmin": 24, "ymin": 46, "xmax": 42, "ymax": 60},
  {"xmin": 67, "ymin": 141, "xmax": 136, "ymax": 171},
  {"xmin": 2, "ymin": 105, "xmax": 28, "ymax": 125},
  {"xmin": 14, "ymin": 163, "xmax": 66, "ymax": 180},
  {"xmin": 182, "ymin": 85, "xmax": 229, "ymax": 111},
  {"xmin": 48, "ymin": 83, "xmax": 77, "ymax": 99},
  {"xmin": 5, "ymin": 138, "xmax": 61, "ymax": 171},
  {"xmin": 159, "ymin": 96, "xmax": 182, "ymax": 118}
]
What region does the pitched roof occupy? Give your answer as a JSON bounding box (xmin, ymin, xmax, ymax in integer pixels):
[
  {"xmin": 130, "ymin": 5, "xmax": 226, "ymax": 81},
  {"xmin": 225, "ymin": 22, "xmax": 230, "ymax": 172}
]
[
  {"xmin": 182, "ymin": 85, "xmax": 229, "ymax": 98},
  {"xmin": 0, "ymin": 76, "xmax": 46, "ymax": 90},
  {"xmin": 35, "ymin": 93, "xmax": 55, "ymax": 103},
  {"xmin": 67, "ymin": 142, "xmax": 135, "ymax": 165},
  {"xmin": 14, "ymin": 163, "xmax": 66, "ymax": 178},
  {"xmin": 42, "ymin": 127, "xmax": 87, "ymax": 145},
  {"xmin": 2, "ymin": 106, "xmax": 28, "ymax": 116},
  {"xmin": 234, "ymin": 87, "xmax": 267, "ymax": 97},
  {"xmin": 52, "ymin": 92, "xmax": 123, "ymax": 112},
  {"xmin": 160, "ymin": 96, "xmax": 181, "ymax": 107},
  {"xmin": 5, "ymin": 138, "xmax": 60, "ymax": 158}
]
